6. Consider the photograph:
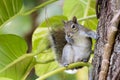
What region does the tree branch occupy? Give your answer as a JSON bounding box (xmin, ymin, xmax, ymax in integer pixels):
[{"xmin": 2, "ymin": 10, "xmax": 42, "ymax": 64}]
[{"xmin": 36, "ymin": 62, "xmax": 91, "ymax": 80}]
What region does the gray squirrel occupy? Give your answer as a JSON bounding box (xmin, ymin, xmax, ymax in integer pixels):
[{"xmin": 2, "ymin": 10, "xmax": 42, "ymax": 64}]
[
  {"xmin": 51, "ymin": 16, "xmax": 98, "ymax": 67},
  {"xmin": 61, "ymin": 16, "xmax": 98, "ymax": 66}
]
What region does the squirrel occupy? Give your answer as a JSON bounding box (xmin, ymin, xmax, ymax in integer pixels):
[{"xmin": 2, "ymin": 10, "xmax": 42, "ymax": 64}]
[
  {"xmin": 61, "ymin": 16, "xmax": 98, "ymax": 66},
  {"xmin": 50, "ymin": 16, "xmax": 98, "ymax": 67}
]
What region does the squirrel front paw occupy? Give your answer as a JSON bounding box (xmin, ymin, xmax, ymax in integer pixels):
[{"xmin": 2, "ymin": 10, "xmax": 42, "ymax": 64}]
[
  {"xmin": 63, "ymin": 63, "xmax": 69, "ymax": 67},
  {"xmin": 95, "ymin": 34, "xmax": 100, "ymax": 39},
  {"xmin": 87, "ymin": 31, "xmax": 99, "ymax": 39}
]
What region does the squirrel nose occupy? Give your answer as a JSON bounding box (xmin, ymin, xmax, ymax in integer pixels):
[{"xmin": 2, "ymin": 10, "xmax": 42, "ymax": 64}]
[
  {"xmin": 67, "ymin": 34, "xmax": 70, "ymax": 37},
  {"xmin": 67, "ymin": 33, "xmax": 73, "ymax": 38}
]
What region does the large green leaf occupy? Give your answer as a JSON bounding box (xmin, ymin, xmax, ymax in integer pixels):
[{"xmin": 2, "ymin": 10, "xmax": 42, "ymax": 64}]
[
  {"xmin": 0, "ymin": 77, "xmax": 13, "ymax": 80},
  {"xmin": 32, "ymin": 27, "xmax": 58, "ymax": 76},
  {"xmin": 39, "ymin": 16, "xmax": 67, "ymax": 29},
  {"xmin": 32, "ymin": 16, "xmax": 67, "ymax": 76},
  {"xmin": 35, "ymin": 49, "xmax": 58, "ymax": 76},
  {"xmin": 0, "ymin": 15, "xmax": 32, "ymax": 37},
  {"xmin": 0, "ymin": 34, "xmax": 35, "ymax": 80},
  {"xmin": 0, "ymin": 0, "xmax": 23, "ymax": 27},
  {"xmin": 63, "ymin": 0, "xmax": 97, "ymax": 30}
]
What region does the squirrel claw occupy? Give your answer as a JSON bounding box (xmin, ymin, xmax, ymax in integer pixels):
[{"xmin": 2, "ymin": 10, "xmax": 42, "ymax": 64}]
[
  {"xmin": 96, "ymin": 34, "xmax": 100, "ymax": 39},
  {"xmin": 63, "ymin": 63, "xmax": 69, "ymax": 67}
]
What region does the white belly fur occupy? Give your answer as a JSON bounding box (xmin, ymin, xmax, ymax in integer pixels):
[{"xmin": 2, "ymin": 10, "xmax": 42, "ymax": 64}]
[
  {"xmin": 72, "ymin": 35, "xmax": 91, "ymax": 62},
  {"xmin": 72, "ymin": 45, "xmax": 91, "ymax": 62}
]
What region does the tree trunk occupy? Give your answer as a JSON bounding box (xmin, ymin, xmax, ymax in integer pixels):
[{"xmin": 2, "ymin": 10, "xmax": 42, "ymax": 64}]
[{"xmin": 92, "ymin": 0, "xmax": 120, "ymax": 80}]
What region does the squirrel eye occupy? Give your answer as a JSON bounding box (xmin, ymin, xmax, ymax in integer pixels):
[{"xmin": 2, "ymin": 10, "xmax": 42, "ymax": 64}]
[{"xmin": 71, "ymin": 24, "xmax": 76, "ymax": 29}]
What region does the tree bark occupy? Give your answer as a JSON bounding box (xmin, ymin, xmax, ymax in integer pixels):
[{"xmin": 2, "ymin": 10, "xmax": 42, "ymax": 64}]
[{"xmin": 92, "ymin": 0, "xmax": 120, "ymax": 80}]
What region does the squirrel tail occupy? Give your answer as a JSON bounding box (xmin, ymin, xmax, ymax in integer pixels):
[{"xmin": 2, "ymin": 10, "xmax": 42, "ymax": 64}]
[{"xmin": 49, "ymin": 29, "xmax": 67, "ymax": 64}]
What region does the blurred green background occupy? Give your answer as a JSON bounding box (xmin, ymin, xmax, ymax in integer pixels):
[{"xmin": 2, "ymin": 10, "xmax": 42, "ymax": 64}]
[{"xmin": 0, "ymin": 0, "xmax": 97, "ymax": 80}]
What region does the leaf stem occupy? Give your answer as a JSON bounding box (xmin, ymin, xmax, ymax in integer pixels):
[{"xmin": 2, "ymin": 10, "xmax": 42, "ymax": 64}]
[
  {"xmin": 36, "ymin": 62, "xmax": 91, "ymax": 80},
  {"xmin": 82, "ymin": 0, "xmax": 92, "ymax": 25},
  {"xmin": 78, "ymin": 15, "xmax": 96, "ymax": 21},
  {"xmin": 22, "ymin": 0, "xmax": 58, "ymax": 15}
]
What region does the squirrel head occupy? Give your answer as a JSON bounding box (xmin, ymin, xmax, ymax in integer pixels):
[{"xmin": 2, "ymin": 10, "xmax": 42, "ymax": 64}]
[{"xmin": 63, "ymin": 16, "xmax": 79, "ymax": 39}]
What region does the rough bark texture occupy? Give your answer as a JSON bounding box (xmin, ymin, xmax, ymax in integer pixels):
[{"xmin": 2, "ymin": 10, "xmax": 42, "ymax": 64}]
[
  {"xmin": 92, "ymin": 0, "xmax": 120, "ymax": 80},
  {"xmin": 107, "ymin": 26, "xmax": 120, "ymax": 80}
]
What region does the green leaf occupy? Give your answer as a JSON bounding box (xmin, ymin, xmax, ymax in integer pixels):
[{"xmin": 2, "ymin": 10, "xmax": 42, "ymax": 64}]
[
  {"xmin": 32, "ymin": 15, "xmax": 67, "ymax": 53},
  {"xmin": 32, "ymin": 27, "xmax": 58, "ymax": 76},
  {"xmin": 63, "ymin": 0, "xmax": 97, "ymax": 30},
  {"xmin": 32, "ymin": 16, "xmax": 67, "ymax": 76},
  {"xmin": 39, "ymin": 16, "xmax": 67, "ymax": 29},
  {"xmin": 0, "ymin": 34, "xmax": 35, "ymax": 80},
  {"xmin": 0, "ymin": 77, "xmax": 13, "ymax": 80},
  {"xmin": 0, "ymin": 15, "xmax": 32, "ymax": 37},
  {"xmin": 45, "ymin": 72, "xmax": 76, "ymax": 80},
  {"xmin": 0, "ymin": 0, "xmax": 23, "ymax": 27},
  {"xmin": 35, "ymin": 49, "xmax": 58, "ymax": 76}
]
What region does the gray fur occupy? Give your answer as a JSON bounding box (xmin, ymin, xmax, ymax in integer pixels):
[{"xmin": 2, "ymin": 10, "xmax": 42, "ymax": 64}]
[{"xmin": 61, "ymin": 16, "xmax": 98, "ymax": 66}]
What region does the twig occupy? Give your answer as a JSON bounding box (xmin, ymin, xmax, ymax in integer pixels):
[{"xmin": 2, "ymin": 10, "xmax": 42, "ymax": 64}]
[
  {"xmin": 99, "ymin": 10, "xmax": 120, "ymax": 80},
  {"xmin": 82, "ymin": 0, "xmax": 92, "ymax": 25},
  {"xmin": 22, "ymin": 0, "xmax": 57, "ymax": 15},
  {"xmin": 36, "ymin": 62, "xmax": 91, "ymax": 80}
]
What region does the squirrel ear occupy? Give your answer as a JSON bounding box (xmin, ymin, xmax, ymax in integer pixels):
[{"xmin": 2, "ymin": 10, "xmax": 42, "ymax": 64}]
[
  {"xmin": 72, "ymin": 16, "xmax": 77, "ymax": 23},
  {"xmin": 62, "ymin": 20, "xmax": 66, "ymax": 24}
]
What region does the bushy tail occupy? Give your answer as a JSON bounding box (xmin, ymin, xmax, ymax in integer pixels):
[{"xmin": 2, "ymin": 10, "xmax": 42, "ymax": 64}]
[{"xmin": 49, "ymin": 29, "xmax": 67, "ymax": 63}]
